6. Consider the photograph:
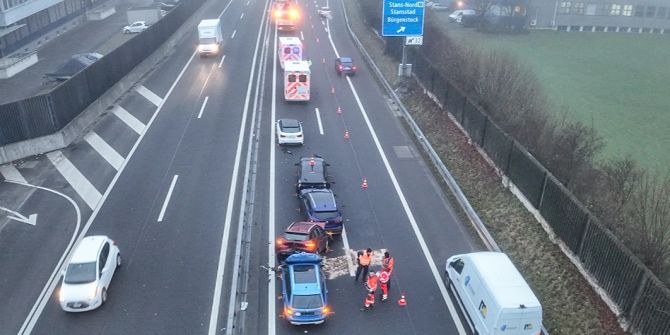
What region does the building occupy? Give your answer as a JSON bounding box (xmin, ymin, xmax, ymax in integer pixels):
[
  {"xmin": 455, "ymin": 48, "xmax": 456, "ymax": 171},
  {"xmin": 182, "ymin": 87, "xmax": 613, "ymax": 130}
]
[
  {"xmin": 527, "ymin": 0, "xmax": 670, "ymax": 32},
  {"xmin": 0, "ymin": 0, "xmax": 99, "ymax": 58}
]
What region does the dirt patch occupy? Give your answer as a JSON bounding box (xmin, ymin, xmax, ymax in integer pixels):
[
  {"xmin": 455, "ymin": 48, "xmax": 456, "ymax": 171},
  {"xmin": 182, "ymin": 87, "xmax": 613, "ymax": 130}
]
[{"xmin": 341, "ymin": 0, "xmax": 628, "ymax": 334}]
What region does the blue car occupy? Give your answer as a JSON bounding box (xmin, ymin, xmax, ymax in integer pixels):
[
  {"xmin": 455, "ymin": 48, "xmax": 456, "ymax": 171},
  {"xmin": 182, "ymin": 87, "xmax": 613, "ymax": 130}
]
[
  {"xmin": 299, "ymin": 188, "xmax": 343, "ymax": 233},
  {"xmin": 281, "ymin": 253, "xmax": 330, "ymax": 325}
]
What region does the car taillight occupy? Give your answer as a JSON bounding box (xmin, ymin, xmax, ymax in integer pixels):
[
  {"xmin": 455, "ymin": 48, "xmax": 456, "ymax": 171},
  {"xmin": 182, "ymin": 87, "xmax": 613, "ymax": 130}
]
[
  {"xmin": 296, "ymin": 134, "xmax": 302, "ymax": 137},
  {"xmin": 276, "ymin": 238, "xmax": 285, "ymax": 246},
  {"xmin": 339, "ymin": 65, "xmax": 343, "ymax": 70},
  {"xmin": 284, "ymin": 307, "xmax": 293, "ymax": 316},
  {"xmin": 352, "ymin": 66, "xmax": 357, "ymax": 70},
  {"xmin": 305, "ymin": 240, "xmax": 316, "ymax": 250},
  {"xmin": 322, "ymin": 306, "xmax": 330, "ymax": 314}
]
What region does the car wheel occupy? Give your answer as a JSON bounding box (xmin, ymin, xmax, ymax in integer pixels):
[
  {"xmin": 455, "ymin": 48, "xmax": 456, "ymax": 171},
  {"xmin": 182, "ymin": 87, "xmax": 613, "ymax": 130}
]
[
  {"xmin": 116, "ymin": 254, "xmax": 122, "ymax": 268},
  {"xmin": 101, "ymin": 288, "xmax": 107, "ymax": 304},
  {"xmin": 124, "ymin": 29, "xmax": 129, "ymax": 34}
]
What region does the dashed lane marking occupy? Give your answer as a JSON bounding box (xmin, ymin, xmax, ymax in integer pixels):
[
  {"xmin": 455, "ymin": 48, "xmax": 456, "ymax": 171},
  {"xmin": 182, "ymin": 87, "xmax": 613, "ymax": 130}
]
[
  {"xmin": 84, "ymin": 131, "xmax": 124, "ymax": 171},
  {"xmin": 112, "ymin": 105, "xmax": 145, "ymax": 134},
  {"xmin": 46, "ymin": 151, "xmax": 102, "ymax": 210},
  {"xmin": 0, "ymin": 164, "xmax": 27, "ymax": 183},
  {"xmin": 136, "ymin": 85, "xmax": 163, "ymax": 107},
  {"xmin": 157, "ymin": 175, "xmax": 179, "ymax": 223}
]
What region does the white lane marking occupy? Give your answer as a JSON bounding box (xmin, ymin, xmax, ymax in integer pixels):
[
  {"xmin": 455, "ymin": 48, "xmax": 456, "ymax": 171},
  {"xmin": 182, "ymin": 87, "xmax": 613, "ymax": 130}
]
[
  {"xmin": 197, "ymin": 96, "xmax": 209, "ymax": 119},
  {"xmin": 9, "ymin": 181, "xmax": 81, "ymax": 335},
  {"xmin": 157, "ymin": 175, "xmax": 178, "ymax": 222},
  {"xmin": 300, "ymin": 31, "xmax": 304, "ymax": 40},
  {"xmin": 341, "ymin": 226, "xmax": 355, "ymax": 276},
  {"xmin": 218, "ymin": 54, "xmax": 227, "ymax": 69},
  {"xmin": 46, "ymin": 151, "xmax": 102, "ymax": 210},
  {"xmin": 112, "ymin": 105, "xmax": 145, "ymax": 134},
  {"xmin": 240, "ymin": 12, "xmax": 245, "ymax": 19},
  {"xmin": 267, "ymin": 23, "xmax": 278, "ymax": 335},
  {"xmin": 0, "ymin": 164, "xmax": 27, "ymax": 183},
  {"xmin": 19, "ymin": 48, "xmax": 199, "ymax": 335},
  {"xmin": 246, "ymin": 0, "xmax": 250, "ymax": 5},
  {"xmin": 136, "ymin": 85, "xmax": 163, "ymax": 107},
  {"xmin": 314, "ymin": 107, "xmax": 324, "ymax": 135},
  {"xmin": 0, "ymin": 206, "xmax": 37, "ymax": 225},
  {"xmin": 84, "ymin": 131, "xmax": 124, "ymax": 171},
  {"xmin": 231, "ymin": 29, "xmax": 237, "ymax": 39},
  {"xmin": 208, "ymin": 0, "xmax": 269, "ymax": 332},
  {"xmin": 327, "ymin": 15, "xmax": 468, "ymax": 335}
]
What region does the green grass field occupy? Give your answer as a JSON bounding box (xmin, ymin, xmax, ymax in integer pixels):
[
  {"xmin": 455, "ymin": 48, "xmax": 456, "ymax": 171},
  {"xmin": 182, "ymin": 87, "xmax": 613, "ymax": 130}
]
[{"xmin": 430, "ymin": 12, "xmax": 670, "ymax": 171}]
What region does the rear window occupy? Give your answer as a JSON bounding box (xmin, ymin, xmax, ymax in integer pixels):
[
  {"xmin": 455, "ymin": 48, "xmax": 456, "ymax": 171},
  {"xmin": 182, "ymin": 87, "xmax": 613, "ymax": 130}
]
[
  {"xmin": 292, "ymin": 294, "xmax": 323, "ymax": 309},
  {"xmin": 298, "ymin": 75, "xmax": 307, "ymax": 83},
  {"xmin": 313, "ymin": 210, "xmax": 338, "ymax": 220},
  {"xmin": 284, "ymin": 233, "xmax": 309, "ymax": 241},
  {"xmin": 293, "ymin": 265, "xmax": 317, "ymax": 283},
  {"xmin": 288, "ymin": 75, "xmax": 296, "ymax": 82},
  {"xmin": 281, "ymin": 125, "xmax": 301, "ymax": 133},
  {"xmin": 64, "ymin": 262, "xmax": 97, "ymax": 284}
]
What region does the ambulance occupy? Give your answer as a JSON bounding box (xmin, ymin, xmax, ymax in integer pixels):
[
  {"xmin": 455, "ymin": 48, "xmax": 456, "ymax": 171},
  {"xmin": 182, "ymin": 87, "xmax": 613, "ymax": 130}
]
[
  {"xmin": 278, "ymin": 37, "xmax": 303, "ymax": 69},
  {"xmin": 283, "ymin": 60, "xmax": 310, "ymax": 102}
]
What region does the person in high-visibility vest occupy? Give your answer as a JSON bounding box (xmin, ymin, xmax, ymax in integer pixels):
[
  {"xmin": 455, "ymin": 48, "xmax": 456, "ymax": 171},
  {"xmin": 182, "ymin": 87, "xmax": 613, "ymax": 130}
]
[
  {"xmin": 379, "ymin": 269, "xmax": 390, "ymax": 302},
  {"xmin": 354, "ymin": 248, "xmax": 372, "ymax": 282},
  {"xmin": 362, "ymin": 271, "xmax": 379, "ymax": 310},
  {"xmin": 382, "ymin": 251, "xmax": 395, "ymax": 290}
]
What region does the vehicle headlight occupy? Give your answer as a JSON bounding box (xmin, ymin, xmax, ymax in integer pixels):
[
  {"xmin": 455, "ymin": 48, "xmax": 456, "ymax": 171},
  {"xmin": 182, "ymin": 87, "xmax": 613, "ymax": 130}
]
[
  {"xmin": 58, "ymin": 290, "xmax": 65, "ymax": 302},
  {"xmin": 88, "ymin": 287, "xmax": 97, "ymax": 300}
]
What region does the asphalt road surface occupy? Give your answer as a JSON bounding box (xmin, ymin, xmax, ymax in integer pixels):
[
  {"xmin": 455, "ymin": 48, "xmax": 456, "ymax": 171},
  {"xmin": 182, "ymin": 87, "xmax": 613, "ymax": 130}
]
[{"xmin": 0, "ymin": 0, "xmax": 483, "ymax": 334}]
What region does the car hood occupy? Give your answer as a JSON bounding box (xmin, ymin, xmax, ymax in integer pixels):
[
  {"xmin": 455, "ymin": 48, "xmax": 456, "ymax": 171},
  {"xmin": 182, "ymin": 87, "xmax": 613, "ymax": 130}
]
[{"xmin": 61, "ymin": 281, "xmax": 97, "ymax": 301}]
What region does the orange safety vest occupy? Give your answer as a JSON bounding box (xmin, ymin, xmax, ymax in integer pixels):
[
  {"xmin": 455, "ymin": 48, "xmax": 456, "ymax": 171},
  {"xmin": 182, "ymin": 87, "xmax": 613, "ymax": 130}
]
[
  {"xmin": 382, "ymin": 256, "xmax": 394, "ymax": 273},
  {"xmin": 365, "ymin": 275, "xmax": 379, "ymax": 292},
  {"xmin": 359, "ymin": 253, "xmax": 371, "ymax": 266}
]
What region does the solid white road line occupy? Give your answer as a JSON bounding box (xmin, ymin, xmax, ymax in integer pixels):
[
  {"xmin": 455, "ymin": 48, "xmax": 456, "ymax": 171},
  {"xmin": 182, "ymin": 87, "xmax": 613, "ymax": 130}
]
[
  {"xmin": 300, "ymin": 31, "xmax": 304, "ymax": 40},
  {"xmin": 84, "ymin": 131, "xmax": 124, "ymax": 171},
  {"xmin": 341, "ymin": 226, "xmax": 355, "ymax": 276},
  {"xmin": 327, "ymin": 14, "xmax": 467, "ymax": 335},
  {"xmin": 46, "ymin": 151, "xmax": 102, "ymax": 210},
  {"xmin": 246, "ymin": 0, "xmax": 250, "ymax": 5},
  {"xmin": 267, "ymin": 23, "xmax": 278, "ymax": 335},
  {"xmin": 0, "ymin": 164, "xmax": 27, "ymax": 183},
  {"xmin": 314, "ymin": 107, "xmax": 324, "ymax": 135},
  {"xmin": 240, "ymin": 12, "xmax": 244, "ymax": 19},
  {"xmin": 19, "ymin": 39, "xmax": 200, "ymax": 335},
  {"xmin": 136, "ymin": 85, "xmax": 163, "ymax": 107},
  {"xmin": 197, "ymin": 96, "xmax": 209, "ymax": 119},
  {"xmin": 157, "ymin": 175, "xmax": 178, "ymax": 222},
  {"xmin": 112, "ymin": 105, "xmax": 145, "ymax": 134},
  {"xmin": 231, "ymin": 30, "xmax": 237, "ymax": 39},
  {"xmin": 218, "ymin": 54, "xmax": 227, "ymax": 68},
  {"xmin": 207, "ymin": 0, "xmax": 269, "ymax": 332}
]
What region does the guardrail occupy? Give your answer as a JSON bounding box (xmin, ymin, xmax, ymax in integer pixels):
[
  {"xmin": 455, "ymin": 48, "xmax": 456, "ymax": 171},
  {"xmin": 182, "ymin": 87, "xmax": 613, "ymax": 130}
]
[{"xmin": 338, "ymin": 0, "xmax": 549, "ymax": 334}]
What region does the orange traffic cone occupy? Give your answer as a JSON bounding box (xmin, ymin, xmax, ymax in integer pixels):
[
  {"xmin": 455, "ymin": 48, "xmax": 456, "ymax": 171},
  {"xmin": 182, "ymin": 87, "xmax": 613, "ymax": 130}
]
[
  {"xmin": 337, "ymin": 106, "xmax": 342, "ymax": 114},
  {"xmin": 361, "ymin": 178, "xmax": 368, "ymax": 189},
  {"xmin": 344, "ymin": 131, "xmax": 350, "ymax": 140},
  {"xmin": 398, "ymin": 295, "xmax": 407, "ymax": 306}
]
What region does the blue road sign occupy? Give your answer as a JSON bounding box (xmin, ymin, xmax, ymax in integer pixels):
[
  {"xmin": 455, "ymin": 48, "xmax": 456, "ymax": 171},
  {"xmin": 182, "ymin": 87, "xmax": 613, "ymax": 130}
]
[{"xmin": 381, "ymin": 0, "xmax": 425, "ymax": 36}]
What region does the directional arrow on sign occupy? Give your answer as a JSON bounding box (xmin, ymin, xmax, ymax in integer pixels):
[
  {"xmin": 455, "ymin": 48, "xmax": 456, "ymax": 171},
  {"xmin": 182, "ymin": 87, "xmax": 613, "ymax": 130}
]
[
  {"xmin": 397, "ymin": 26, "xmax": 406, "ymax": 33},
  {"xmin": 0, "ymin": 206, "xmax": 38, "ymax": 226}
]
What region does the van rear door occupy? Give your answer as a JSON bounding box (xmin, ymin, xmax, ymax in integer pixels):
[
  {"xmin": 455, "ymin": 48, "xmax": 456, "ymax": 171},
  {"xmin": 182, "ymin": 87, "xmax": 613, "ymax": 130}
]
[{"xmin": 495, "ymin": 307, "xmax": 542, "ymax": 335}]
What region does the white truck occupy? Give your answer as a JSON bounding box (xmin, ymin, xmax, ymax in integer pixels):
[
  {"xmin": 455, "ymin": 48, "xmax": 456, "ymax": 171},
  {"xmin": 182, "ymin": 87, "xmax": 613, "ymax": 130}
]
[
  {"xmin": 278, "ymin": 37, "xmax": 303, "ymax": 69},
  {"xmin": 446, "ymin": 252, "xmax": 543, "ymax": 335},
  {"xmin": 197, "ymin": 19, "xmax": 222, "ymax": 57}
]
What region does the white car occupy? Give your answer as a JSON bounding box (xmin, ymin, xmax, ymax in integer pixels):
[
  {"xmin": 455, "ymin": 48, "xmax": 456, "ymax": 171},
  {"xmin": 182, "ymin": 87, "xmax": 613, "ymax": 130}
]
[
  {"xmin": 448, "ymin": 9, "xmax": 476, "ymax": 23},
  {"xmin": 123, "ymin": 21, "xmax": 149, "ymax": 34},
  {"xmin": 59, "ymin": 236, "xmax": 121, "ymax": 312},
  {"xmin": 276, "ymin": 118, "xmax": 304, "ymax": 145}
]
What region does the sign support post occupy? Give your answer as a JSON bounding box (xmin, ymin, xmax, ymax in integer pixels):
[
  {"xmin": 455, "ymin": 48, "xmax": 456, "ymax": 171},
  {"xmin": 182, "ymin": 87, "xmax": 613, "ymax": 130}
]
[{"xmin": 381, "ymin": 0, "xmax": 425, "ymax": 78}]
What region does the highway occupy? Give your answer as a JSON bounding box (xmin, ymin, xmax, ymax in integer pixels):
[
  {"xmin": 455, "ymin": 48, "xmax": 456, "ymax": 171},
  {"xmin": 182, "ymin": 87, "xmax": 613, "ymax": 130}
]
[{"xmin": 0, "ymin": 0, "xmax": 482, "ymax": 334}]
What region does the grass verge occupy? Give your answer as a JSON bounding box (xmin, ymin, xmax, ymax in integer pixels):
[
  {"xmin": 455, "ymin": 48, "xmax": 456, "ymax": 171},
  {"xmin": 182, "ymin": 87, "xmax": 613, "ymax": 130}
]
[{"xmin": 342, "ymin": 0, "xmax": 629, "ymax": 333}]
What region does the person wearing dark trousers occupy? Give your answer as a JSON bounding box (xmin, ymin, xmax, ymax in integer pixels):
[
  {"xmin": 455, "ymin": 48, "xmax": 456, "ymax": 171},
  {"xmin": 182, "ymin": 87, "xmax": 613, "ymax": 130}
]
[{"xmin": 354, "ymin": 248, "xmax": 372, "ymax": 282}]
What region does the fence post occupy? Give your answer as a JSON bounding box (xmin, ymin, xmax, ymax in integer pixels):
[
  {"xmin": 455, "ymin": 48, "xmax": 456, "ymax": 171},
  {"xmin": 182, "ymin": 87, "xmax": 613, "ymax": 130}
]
[
  {"xmin": 504, "ymin": 140, "xmax": 515, "ymax": 175},
  {"xmin": 627, "ymin": 270, "xmax": 650, "ymax": 325},
  {"xmin": 460, "ymin": 96, "xmax": 466, "ymax": 124},
  {"xmin": 577, "ymin": 215, "xmax": 592, "ymax": 259},
  {"xmin": 535, "ymin": 171, "xmax": 548, "ymax": 209},
  {"xmin": 443, "ymin": 82, "xmax": 449, "ymax": 107},
  {"xmin": 479, "ymin": 116, "xmax": 488, "ymax": 147},
  {"xmin": 46, "ymin": 93, "xmax": 59, "ymax": 130}
]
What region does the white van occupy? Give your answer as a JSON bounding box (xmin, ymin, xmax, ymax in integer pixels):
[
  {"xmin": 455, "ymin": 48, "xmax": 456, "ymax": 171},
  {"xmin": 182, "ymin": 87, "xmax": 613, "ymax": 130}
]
[
  {"xmin": 278, "ymin": 37, "xmax": 303, "ymax": 69},
  {"xmin": 283, "ymin": 60, "xmax": 310, "ymax": 102},
  {"xmin": 446, "ymin": 252, "xmax": 542, "ymax": 335},
  {"xmin": 197, "ymin": 19, "xmax": 223, "ymax": 56}
]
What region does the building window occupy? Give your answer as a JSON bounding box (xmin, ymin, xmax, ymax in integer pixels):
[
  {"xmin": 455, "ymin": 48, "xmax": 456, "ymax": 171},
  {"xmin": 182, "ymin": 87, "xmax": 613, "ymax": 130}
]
[
  {"xmin": 622, "ymin": 5, "xmax": 633, "ymax": 16},
  {"xmin": 611, "ymin": 4, "xmax": 621, "ymax": 15},
  {"xmin": 634, "ymin": 5, "xmax": 644, "ymax": 17},
  {"xmin": 559, "ymin": 1, "xmax": 571, "ymax": 14},
  {"xmin": 597, "ymin": 4, "xmax": 610, "ymax": 15},
  {"xmin": 586, "ymin": 4, "xmax": 596, "ymax": 15},
  {"xmin": 646, "ymin": 6, "xmax": 655, "ymax": 18},
  {"xmin": 657, "ymin": 7, "xmax": 667, "ymax": 19},
  {"xmin": 574, "ymin": 2, "xmax": 585, "ymax": 14}
]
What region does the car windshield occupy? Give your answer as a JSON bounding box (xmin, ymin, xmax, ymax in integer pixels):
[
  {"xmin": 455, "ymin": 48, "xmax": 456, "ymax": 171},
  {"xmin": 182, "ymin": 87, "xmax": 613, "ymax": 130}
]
[
  {"xmin": 292, "ymin": 294, "xmax": 323, "ymax": 309},
  {"xmin": 64, "ymin": 262, "xmax": 97, "ymax": 284},
  {"xmin": 313, "ymin": 210, "xmax": 338, "ymax": 220},
  {"xmin": 293, "ymin": 265, "xmax": 317, "ymax": 283},
  {"xmin": 281, "ymin": 121, "xmax": 301, "ymax": 133},
  {"xmin": 284, "ymin": 232, "xmax": 309, "ymax": 241}
]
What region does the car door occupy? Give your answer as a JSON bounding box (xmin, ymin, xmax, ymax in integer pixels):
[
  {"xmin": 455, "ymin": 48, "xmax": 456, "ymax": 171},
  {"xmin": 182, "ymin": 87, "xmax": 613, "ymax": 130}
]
[{"xmin": 98, "ymin": 242, "xmax": 111, "ymax": 287}]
